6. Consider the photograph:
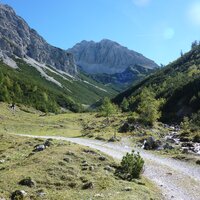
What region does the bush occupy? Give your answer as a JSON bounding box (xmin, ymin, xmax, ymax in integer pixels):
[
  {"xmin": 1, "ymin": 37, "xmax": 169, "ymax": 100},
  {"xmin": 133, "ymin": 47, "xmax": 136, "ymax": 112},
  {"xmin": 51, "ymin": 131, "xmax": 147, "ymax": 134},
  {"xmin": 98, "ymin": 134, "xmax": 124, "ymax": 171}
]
[
  {"xmin": 115, "ymin": 150, "xmax": 144, "ymax": 180},
  {"xmin": 193, "ymin": 134, "xmax": 200, "ymax": 143},
  {"xmin": 99, "ymin": 97, "xmax": 118, "ymax": 120},
  {"xmin": 137, "ymin": 88, "xmax": 165, "ymax": 126}
]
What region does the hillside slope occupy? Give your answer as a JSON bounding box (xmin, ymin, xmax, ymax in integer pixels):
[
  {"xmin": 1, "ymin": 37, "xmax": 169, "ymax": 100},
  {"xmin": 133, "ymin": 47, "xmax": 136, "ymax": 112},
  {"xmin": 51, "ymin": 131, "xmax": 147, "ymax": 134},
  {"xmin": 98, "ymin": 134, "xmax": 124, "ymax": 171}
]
[
  {"xmin": 0, "ymin": 59, "xmax": 117, "ymax": 112},
  {"xmin": 113, "ymin": 44, "xmax": 200, "ymax": 122}
]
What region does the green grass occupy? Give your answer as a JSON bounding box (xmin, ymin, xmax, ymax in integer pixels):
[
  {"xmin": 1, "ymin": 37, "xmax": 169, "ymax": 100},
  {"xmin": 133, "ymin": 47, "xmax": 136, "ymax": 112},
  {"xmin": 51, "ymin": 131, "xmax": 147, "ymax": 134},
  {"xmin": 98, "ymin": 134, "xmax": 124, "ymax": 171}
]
[
  {"xmin": 0, "ymin": 102, "xmax": 127, "ymax": 140},
  {"xmin": 0, "ymin": 133, "xmax": 162, "ymax": 200},
  {"xmin": 0, "ymin": 102, "xmax": 163, "ymax": 199},
  {"xmin": 0, "ymin": 102, "xmax": 83, "ymax": 137}
]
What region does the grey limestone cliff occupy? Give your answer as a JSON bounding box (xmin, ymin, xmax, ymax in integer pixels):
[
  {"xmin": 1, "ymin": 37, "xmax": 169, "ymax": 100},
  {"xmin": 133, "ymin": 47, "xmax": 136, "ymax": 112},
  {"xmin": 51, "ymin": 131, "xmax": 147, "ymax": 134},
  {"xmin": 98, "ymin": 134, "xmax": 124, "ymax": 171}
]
[
  {"xmin": 68, "ymin": 39, "xmax": 158, "ymax": 74},
  {"xmin": 0, "ymin": 4, "xmax": 77, "ymax": 75}
]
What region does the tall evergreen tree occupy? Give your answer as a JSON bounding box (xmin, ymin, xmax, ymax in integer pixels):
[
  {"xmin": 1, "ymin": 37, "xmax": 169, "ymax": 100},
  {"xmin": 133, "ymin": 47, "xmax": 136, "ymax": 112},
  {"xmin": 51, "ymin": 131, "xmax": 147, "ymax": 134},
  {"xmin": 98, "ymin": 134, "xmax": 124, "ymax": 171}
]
[
  {"xmin": 137, "ymin": 88, "xmax": 164, "ymax": 126},
  {"xmin": 121, "ymin": 97, "xmax": 129, "ymax": 112},
  {"xmin": 99, "ymin": 97, "xmax": 118, "ymax": 121}
]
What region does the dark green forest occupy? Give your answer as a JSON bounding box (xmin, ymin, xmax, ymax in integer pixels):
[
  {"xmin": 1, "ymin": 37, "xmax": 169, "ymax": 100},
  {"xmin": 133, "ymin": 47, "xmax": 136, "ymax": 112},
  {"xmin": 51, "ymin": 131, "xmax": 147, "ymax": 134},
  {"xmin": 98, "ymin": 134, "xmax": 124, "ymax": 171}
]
[
  {"xmin": 114, "ymin": 43, "xmax": 200, "ymax": 123},
  {"xmin": 0, "ymin": 60, "xmax": 83, "ymax": 113}
]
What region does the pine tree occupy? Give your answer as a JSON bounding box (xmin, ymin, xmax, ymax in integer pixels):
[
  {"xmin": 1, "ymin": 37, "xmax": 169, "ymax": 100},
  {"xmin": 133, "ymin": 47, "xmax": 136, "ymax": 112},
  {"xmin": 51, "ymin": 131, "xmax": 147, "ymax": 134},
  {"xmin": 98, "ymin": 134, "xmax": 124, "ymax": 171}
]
[
  {"xmin": 191, "ymin": 40, "xmax": 198, "ymax": 49},
  {"xmin": 121, "ymin": 97, "xmax": 129, "ymax": 112},
  {"xmin": 180, "ymin": 50, "xmax": 183, "ymax": 57},
  {"xmin": 14, "ymin": 82, "xmax": 23, "ymax": 100},
  {"xmin": 137, "ymin": 88, "xmax": 164, "ymax": 126},
  {"xmin": 1, "ymin": 86, "xmax": 10, "ymax": 102},
  {"xmin": 99, "ymin": 97, "xmax": 118, "ymax": 121}
]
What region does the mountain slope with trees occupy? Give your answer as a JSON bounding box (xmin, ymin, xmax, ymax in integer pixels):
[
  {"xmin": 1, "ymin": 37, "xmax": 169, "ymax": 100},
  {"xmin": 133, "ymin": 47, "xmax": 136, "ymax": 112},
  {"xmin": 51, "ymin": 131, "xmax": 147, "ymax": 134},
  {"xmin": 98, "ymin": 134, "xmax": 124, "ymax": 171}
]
[
  {"xmin": 114, "ymin": 42, "xmax": 200, "ymax": 123},
  {"xmin": 0, "ymin": 3, "xmax": 118, "ymax": 112},
  {"xmin": 0, "ymin": 59, "xmax": 117, "ymax": 113}
]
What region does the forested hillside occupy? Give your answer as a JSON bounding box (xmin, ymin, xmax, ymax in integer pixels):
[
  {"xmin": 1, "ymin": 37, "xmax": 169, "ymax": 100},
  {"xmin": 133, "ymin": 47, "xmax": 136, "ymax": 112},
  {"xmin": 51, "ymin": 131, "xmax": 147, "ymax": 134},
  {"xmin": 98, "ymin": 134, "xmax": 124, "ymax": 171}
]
[
  {"xmin": 0, "ymin": 59, "xmax": 116, "ymax": 113},
  {"xmin": 114, "ymin": 43, "xmax": 200, "ymax": 123}
]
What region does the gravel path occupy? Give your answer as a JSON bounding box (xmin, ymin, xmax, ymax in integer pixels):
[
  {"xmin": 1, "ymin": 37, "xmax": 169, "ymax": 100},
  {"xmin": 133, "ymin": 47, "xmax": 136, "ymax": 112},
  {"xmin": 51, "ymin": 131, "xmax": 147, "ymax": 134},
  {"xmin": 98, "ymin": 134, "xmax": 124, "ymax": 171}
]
[{"xmin": 17, "ymin": 134, "xmax": 200, "ymax": 200}]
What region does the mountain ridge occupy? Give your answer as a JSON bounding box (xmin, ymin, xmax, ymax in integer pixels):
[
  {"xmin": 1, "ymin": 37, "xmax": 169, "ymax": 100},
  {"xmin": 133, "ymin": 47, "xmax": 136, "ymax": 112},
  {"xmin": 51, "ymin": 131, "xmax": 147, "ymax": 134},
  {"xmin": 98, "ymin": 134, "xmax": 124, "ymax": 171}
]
[
  {"xmin": 0, "ymin": 3, "xmax": 77, "ymax": 75},
  {"xmin": 68, "ymin": 39, "xmax": 158, "ymax": 74}
]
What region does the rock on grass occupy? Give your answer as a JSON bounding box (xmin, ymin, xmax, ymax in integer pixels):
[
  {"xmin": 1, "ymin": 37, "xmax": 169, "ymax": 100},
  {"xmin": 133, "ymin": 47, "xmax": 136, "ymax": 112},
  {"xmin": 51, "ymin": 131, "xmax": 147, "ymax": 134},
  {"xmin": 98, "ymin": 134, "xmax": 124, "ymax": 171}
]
[
  {"xmin": 82, "ymin": 182, "xmax": 93, "ymax": 189},
  {"xmin": 11, "ymin": 190, "xmax": 27, "ymax": 200},
  {"xmin": 19, "ymin": 177, "xmax": 36, "ymax": 187}
]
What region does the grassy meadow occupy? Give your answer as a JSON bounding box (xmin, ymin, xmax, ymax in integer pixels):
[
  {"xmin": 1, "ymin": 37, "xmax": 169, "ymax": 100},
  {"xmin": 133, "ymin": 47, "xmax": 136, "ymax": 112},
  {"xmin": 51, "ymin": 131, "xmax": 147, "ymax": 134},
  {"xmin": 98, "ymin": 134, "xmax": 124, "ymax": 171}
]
[{"xmin": 0, "ymin": 103, "xmax": 162, "ymax": 199}]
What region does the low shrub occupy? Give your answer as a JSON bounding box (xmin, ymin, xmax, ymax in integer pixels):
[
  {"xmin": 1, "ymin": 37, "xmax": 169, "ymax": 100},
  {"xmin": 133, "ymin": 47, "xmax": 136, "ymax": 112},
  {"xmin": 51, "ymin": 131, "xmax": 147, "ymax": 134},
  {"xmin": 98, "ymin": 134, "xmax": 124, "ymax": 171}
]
[{"xmin": 115, "ymin": 150, "xmax": 144, "ymax": 180}]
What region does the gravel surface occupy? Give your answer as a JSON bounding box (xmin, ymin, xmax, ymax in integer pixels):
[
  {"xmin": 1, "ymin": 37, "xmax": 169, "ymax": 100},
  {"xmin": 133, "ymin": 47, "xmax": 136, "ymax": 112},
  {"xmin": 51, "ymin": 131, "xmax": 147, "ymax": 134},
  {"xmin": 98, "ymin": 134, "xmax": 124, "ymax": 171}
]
[{"xmin": 17, "ymin": 134, "xmax": 200, "ymax": 200}]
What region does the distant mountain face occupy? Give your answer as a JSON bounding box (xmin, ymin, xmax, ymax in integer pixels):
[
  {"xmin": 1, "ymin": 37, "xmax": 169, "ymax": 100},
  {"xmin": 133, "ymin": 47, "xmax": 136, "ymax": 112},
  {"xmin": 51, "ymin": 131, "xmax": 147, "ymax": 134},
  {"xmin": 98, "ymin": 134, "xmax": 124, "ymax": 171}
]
[
  {"xmin": 0, "ymin": 4, "xmax": 77, "ymax": 75},
  {"xmin": 68, "ymin": 39, "xmax": 158, "ymax": 74}
]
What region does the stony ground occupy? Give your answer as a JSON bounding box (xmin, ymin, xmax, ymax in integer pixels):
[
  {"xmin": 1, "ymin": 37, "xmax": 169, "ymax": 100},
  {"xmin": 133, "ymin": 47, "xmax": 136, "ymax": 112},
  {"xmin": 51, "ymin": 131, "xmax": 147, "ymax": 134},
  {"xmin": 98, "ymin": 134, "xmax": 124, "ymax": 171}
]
[
  {"xmin": 0, "ymin": 134, "xmax": 161, "ymax": 200},
  {"xmin": 0, "ymin": 103, "xmax": 162, "ymax": 200},
  {"xmin": 19, "ymin": 135, "xmax": 200, "ymax": 200}
]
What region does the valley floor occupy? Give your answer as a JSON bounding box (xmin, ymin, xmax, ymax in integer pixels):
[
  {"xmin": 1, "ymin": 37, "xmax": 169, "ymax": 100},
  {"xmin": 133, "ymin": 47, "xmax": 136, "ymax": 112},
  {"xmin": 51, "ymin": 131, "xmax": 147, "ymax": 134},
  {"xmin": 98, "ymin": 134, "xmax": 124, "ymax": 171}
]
[
  {"xmin": 0, "ymin": 103, "xmax": 161, "ymax": 200},
  {"xmin": 16, "ymin": 135, "xmax": 200, "ymax": 200},
  {"xmin": 0, "ymin": 102, "xmax": 200, "ymax": 200}
]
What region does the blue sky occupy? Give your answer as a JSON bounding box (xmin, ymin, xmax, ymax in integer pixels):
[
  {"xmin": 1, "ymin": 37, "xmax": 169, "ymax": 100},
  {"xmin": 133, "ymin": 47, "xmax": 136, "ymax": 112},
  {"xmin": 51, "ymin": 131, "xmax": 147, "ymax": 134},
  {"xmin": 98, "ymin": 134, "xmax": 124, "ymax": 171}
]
[{"xmin": 1, "ymin": 0, "xmax": 200, "ymax": 65}]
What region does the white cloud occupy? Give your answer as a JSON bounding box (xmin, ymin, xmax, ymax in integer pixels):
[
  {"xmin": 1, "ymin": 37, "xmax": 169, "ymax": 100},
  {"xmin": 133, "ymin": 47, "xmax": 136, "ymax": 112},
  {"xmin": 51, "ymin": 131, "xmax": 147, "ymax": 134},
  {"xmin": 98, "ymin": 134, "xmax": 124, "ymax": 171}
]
[
  {"xmin": 132, "ymin": 0, "xmax": 150, "ymax": 7},
  {"xmin": 163, "ymin": 28, "xmax": 175, "ymax": 40},
  {"xmin": 187, "ymin": 1, "xmax": 200, "ymax": 26}
]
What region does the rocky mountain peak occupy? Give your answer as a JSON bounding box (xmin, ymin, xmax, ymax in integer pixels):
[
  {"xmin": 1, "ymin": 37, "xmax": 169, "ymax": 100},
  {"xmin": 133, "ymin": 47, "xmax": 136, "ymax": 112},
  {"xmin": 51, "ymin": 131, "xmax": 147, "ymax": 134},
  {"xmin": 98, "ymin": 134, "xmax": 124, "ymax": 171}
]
[
  {"xmin": 0, "ymin": 3, "xmax": 77, "ymax": 76},
  {"xmin": 68, "ymin": 39, "xmax": 158, "ymax": 74}
]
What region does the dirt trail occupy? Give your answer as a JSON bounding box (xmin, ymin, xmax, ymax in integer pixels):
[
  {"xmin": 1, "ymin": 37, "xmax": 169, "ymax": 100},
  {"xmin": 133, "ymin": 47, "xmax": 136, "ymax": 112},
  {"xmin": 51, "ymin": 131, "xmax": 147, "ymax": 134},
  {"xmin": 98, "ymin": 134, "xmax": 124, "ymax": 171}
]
[{"xmin": 17, "ymin": 134, "xmax": 200, "ymax": 200}]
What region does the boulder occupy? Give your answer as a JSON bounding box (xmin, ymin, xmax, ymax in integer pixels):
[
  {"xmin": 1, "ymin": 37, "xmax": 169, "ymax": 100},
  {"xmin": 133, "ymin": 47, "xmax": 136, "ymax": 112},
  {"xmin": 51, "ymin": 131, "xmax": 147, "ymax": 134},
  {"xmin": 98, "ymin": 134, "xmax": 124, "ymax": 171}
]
[
  {"xmin": 94, "ymin": 193, "xmax": 104, "ymax": 198},
  {"xmin": 122, "ymin": 187, "xmax": 132, "ymax": 191},
  {"xmin": 143, "ymin": 137, "xmax": 160, "ymax": 150},
  {"xmin": 81, "ymin": 167, "xmax": 88, "ymax": 171},
  {"xmin": 182, "ymin": 148, "xmax": 189, "ymax": 154},
  {"xmin": 95, "ymin": 136, "xmax": 106, "ymax": 141},
  {"xmin": 66, "ymin": 151, "xmax": 75, "ymax": 156},
  {"xmin": 80, "ymin": 177, "xmax": 88, "ymax": 183},
  {"xmin": 108, "ymin": 136, "xmax": 120, "ymax": 142},
  {"xmin": 11, "ymin": 190, "xmax": 27, "ymax": 200},
  {"xmin": 89, "ymin": 166, "xmax": 95, "ymax": 171},
  {"xmin": 181, "ymin": 143, "xmax": 194, "ymax": 148},
  {"xmin": 36, "ymin": 189, "xmax": 46, "ymax": 197},
  {"xmin": 81, "ymin": 160, "xmax": 89, "ymax": 167},
  {"xmin": 98, "ymin": 156, "xmax": 106, "ymax": 161},
  {"xmin": 19, "ymin": 177, "xmax": 36, "ymax": 187},
  {"xmin": 179, "ymin": 137, "xmax": 190, "ymax": 142},
  {"xmin": 0, "ymin": 159, "xmax": 5, "ymax": 164},
  {"xmin": 82, "ymin": 162, "xmax": 89, "ymax": 167},
  {"xmin": 104, "ymin": 165, "xmax": 114, "ymax": 172},
  {"xmin": 34, "ymin": 144, "xmax": 45, "ymax": 152},
  {"xmin": 63, "ymin": 157, "xmax": 71, "ymax": 163},
  {"xmin": 44, "ymin": 139, "xmax": 53, "ymax": 147},
  {"xmin": 82, "ymin": 182, "xmax": 94, "ymax": 189},
  {"xmin": 163, "ymin": 143, "xmax": 174, "ymax": 150},
  {"xmin": 83, "ymin": 149, "xmax": 97, "ymax": 155},
  {"xmin": 165, "ymin": 137, "xmax": 176, "ymax": 144}
]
